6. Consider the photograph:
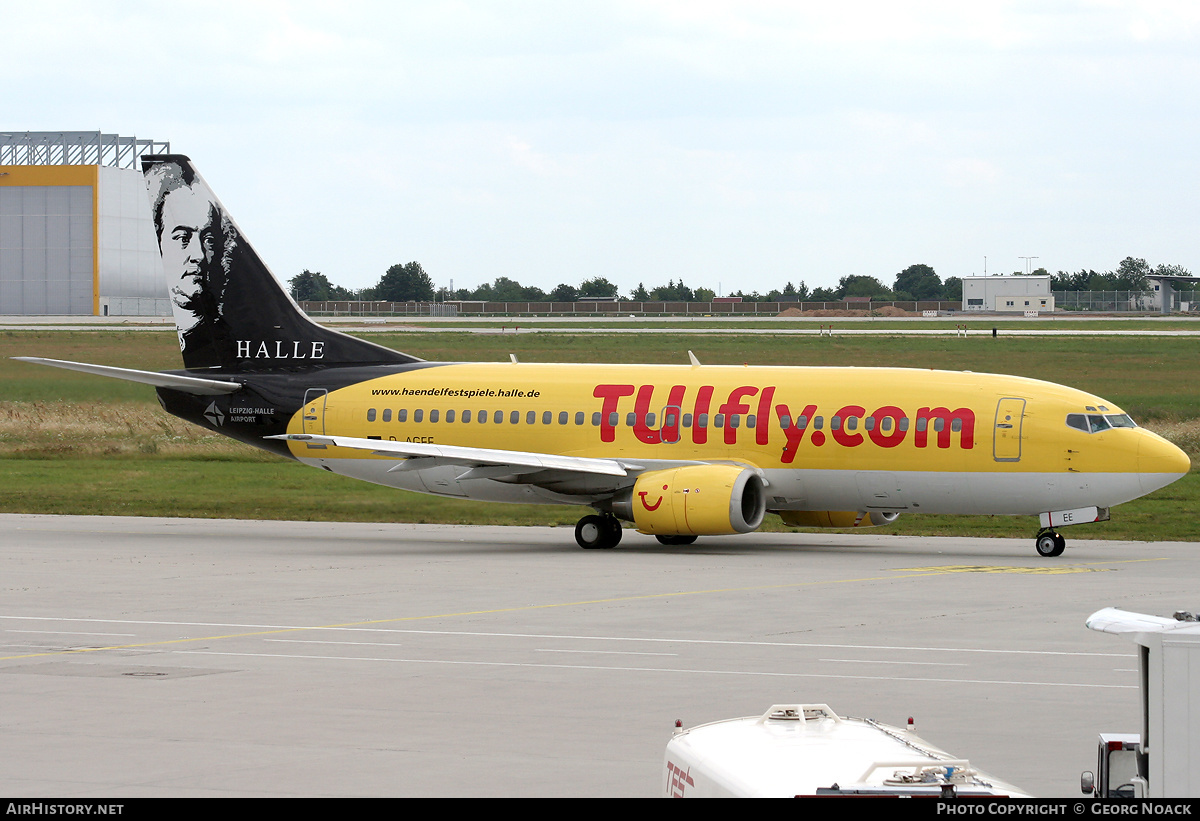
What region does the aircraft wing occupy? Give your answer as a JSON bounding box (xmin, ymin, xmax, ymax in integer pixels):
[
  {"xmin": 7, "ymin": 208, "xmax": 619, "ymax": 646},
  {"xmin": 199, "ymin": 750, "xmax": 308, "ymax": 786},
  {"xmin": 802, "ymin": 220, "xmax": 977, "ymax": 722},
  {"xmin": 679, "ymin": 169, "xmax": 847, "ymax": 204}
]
[
  {"xmin": 267, "ymin": 433, "xmax": 641, "ymax": 478},
  {"xmin": 13, "ymin": 357, "xmax": 243, "ymax": 395}
]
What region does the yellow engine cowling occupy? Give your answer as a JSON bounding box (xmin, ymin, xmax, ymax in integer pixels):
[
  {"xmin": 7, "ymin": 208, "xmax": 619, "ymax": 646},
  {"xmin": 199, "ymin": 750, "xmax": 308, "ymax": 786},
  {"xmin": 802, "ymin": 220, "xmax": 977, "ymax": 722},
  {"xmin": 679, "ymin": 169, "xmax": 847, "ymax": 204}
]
[
  {"xmin": 617, "ymin": 465, "xmax": 767, "ymax": 536},
  {"xmin": 778, "ymin": 510, "xmax": 900, "ymax": 528}
]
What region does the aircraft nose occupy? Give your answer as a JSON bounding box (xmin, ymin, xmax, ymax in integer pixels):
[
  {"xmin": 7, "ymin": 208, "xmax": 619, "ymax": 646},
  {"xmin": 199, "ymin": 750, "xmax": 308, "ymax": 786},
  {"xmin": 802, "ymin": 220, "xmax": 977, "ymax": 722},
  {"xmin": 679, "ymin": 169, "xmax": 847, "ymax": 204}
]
[{"xmin": 1137, "ymin": 431, "xmax": 1191, "ymax": 495}]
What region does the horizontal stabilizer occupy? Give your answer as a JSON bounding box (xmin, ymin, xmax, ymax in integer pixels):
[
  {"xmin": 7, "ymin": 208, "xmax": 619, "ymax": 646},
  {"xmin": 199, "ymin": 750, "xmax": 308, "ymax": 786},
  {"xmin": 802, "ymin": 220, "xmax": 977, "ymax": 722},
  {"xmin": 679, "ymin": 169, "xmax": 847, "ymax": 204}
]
[
  {"xmin": 13, "ymin": 357, "xmax": 243, "ymax": 395},
  {"xmin": 268, "ymin": 433, "xmax": 636, "ymax": 477}
]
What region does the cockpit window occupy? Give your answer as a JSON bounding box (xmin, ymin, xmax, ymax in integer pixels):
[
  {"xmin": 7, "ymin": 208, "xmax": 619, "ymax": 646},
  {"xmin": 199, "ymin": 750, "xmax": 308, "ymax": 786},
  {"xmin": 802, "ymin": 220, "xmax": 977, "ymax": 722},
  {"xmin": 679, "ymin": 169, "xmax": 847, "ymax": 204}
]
[{"xmin": 1068, "ymin": 413, "xmax": 1136, "ymax": 433}]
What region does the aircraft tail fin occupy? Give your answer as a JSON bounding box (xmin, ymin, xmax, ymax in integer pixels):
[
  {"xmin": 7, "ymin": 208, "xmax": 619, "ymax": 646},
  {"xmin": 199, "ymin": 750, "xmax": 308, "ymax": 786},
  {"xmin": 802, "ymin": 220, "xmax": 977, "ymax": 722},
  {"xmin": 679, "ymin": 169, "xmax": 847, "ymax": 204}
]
[{"xmin": 142, "ymin": 154, "xmax": 419, "ymax": 370}]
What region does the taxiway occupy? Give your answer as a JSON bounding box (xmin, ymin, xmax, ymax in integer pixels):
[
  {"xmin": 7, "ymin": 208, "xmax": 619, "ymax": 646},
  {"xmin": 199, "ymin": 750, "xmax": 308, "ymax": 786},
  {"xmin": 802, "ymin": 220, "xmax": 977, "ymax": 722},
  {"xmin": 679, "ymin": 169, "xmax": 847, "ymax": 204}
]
[{"xmin": 0, "ymin": 514, "xmax": 1192, "ymax": 797}]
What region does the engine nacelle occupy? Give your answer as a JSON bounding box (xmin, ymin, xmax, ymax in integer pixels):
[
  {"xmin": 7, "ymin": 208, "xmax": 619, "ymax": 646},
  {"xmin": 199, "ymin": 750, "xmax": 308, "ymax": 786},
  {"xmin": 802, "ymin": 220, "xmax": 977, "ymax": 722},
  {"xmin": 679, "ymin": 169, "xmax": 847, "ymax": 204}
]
[
  {"xmin": 777, "ymin": 510, "xmax": 900, "ymax": 529},
  {"xmin": 614, "ymin": 465, "xmax": 767, "ymax": 536}
]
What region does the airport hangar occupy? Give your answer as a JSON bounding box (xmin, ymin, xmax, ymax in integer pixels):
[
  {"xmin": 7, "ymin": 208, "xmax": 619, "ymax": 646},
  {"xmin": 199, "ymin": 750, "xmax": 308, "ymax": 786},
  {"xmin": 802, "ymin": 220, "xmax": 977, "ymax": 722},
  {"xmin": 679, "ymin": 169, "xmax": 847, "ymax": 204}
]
[{"xmin": 0, "ymin": 131, "xmax": 170, "ymax": 317}]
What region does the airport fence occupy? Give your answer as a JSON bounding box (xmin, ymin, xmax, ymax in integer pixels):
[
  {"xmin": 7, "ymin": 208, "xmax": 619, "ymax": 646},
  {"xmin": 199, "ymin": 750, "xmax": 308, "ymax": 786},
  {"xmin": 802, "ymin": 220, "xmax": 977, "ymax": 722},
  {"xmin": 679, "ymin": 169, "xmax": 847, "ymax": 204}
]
[
  {"xmin": 299, "ymin": 300, "xmax": 961, "ymax": 317},
  {"xmin": 1051, "ymin": 290, "xmax": 1199, "ymax": 312},
  {"xmin": 298, "ymin": 293, "xmax": 1200, "ymax": 318}
]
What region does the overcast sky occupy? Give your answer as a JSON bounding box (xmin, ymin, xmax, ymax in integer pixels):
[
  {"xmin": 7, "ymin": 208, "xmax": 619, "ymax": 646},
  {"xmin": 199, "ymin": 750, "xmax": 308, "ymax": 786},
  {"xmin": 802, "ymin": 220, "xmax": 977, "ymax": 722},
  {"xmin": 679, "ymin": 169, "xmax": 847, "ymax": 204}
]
[{"xmin": 6, "ymin": 1, "xmax": 1198, "ymax": 295}]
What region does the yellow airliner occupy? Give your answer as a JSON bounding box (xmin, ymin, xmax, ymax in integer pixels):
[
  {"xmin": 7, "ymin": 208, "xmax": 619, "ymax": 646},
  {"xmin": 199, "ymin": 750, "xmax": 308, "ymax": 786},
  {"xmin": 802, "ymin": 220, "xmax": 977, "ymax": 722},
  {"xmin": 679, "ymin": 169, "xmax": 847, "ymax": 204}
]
[{"xmin": 17, "ymin": 156, "xmax": 1191, "ymax": 556}]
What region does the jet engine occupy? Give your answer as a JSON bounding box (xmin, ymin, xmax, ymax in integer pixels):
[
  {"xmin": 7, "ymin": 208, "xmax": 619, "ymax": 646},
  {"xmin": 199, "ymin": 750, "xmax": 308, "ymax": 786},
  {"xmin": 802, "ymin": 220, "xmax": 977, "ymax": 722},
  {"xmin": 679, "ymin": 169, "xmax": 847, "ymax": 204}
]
[
  {"xmin": 612, "ymin": 465, "xmax": 767, "ymax": 536},
  {"xmin": 777, "ymin": 510, "xmax": 900, "ymax": 528}
]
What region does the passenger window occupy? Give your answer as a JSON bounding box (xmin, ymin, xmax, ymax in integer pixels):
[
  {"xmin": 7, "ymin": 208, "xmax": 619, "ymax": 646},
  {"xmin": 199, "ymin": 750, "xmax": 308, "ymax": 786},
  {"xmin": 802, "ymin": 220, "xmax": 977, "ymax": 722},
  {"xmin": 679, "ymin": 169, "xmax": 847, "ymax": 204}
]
[
  {"xmin": 916, "ymin": 418, "xmax": 927, "ymax": 432},
  {"xmin": 626, "ymin": 412, "xmax": 636, "ymax": 427},
  {"xmin": 797, "ymin": 415, "xmax": 808, "ymax": 428},
  {"xmin": 933, "ymin": 418, "xmax": 944, "ymax": 432},
  {"xmin": 446, "ymin": 410, "xmax": 455, "ymax": 423},
  {"xmin": 462, "ymin": 410, "xmax": 472, "ymax": 423},
  {"xmin": 682, "ymin": 413, "xmax": 692, "ymax": 428},
  {"xmin": 591, "ymin": 412, "xmax": 601, "ymax": 426},
  {"xmin": 494, "ymin": 411, "xmax": 503, "ymax": 424},
  {"xmin": 367, "ymin": 408, "xmax": 377, "ymax": 422},
  {"xmin": 559, "ymin": 411, "xmax": 568, "ymax": 425},
  {"xmin": 831, "ymin": 416, "xmax": 841, "ymax": 430},
  {"xmin": 575, "ymin": 412, "xmax": 584, "ymax": 425},
  {"xmin": 430, "ymin": 410, "xmax": 439, "ymax": 423},
  {"xmin": 813, "ymin": 416, "xmax": 823, "ymax": 430},
  {"xmin": 864, "ymin": 417, "xmax": 875, "ymax": 431},
  {"xmin": 646, "ymin": 412, "xmax": 656, "ymax": 426},
  {"xmin": 478, "ymin": 410, "xmax": 487, "ymax": 423},
  {"xmin": 950, "ymin": 418, "xmax": 961, "ymax": 432},
  {"xmin": 542, "ymin": 411, "xmax": 552, "ymax": 425},
  {"xmin": 697, "ymin": 413, "xmax": 708, "ymax": 427},
  {"xmin": 729, "ymin": 415, "xmax": 740, "ymax": 429},
  {"xmin": 526, "ymin": 411, "xmax": 536, "ymax": 425},
  {"xmin": 846, "ymin": 417, "xmax": 857, "ymax": 431},
  {"xmin": 610, "ymin": 412, "xmax": 620, "ymax": 427},
  {"xmin": 879, "ymin": 417, "xmax": 891, "ymax": 431},
  {"xmin": 382, "ymin": 409, "xmax": 392, "ymax": 423},
  {"xmin": 398, "ymin": 409, "xmax": 408, "ymax": 423},
  {"xmin": 899, "ymin": 418, "xmax": 909, "ymax": 431},
  {"xmin": 779, "ymin": 415, "xmax": 792, "ymax": 429},
  {"xmin": 414, "ymin": 409, "xmax": 424, "ymax": 423},
  {"xmin": 714, "ymin": 414, "xmax": 725, "ymax": 428}
]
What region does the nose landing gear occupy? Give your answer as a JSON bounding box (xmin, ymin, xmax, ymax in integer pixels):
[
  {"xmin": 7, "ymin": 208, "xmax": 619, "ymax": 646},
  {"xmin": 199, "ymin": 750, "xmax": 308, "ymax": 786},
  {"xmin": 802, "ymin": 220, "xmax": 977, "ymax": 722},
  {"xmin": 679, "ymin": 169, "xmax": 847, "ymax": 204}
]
[{"xmin": 1035, "ymin": 529, "xmax": 1066, "ymax": 557}]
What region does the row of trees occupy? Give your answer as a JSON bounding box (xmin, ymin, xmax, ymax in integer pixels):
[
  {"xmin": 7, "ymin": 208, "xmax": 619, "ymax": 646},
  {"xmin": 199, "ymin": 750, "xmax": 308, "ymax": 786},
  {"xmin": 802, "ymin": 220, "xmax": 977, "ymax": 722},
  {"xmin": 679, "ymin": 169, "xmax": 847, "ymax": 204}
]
[
  {"xmin": 289, "ymin": 258, "xmax": 1193, "ymax": 305},
  {"xmin": 1050, "ymin": 258, "xmax": 1192, "ymax": 292}
]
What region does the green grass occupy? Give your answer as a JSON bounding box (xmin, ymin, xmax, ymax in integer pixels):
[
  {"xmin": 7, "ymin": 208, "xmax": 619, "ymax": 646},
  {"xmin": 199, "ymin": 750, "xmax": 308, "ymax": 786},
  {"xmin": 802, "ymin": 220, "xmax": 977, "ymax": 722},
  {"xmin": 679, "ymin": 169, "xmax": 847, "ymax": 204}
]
[{"xmin": 2, "ymin": 328, "xmax": 1197, "ymax": 539}]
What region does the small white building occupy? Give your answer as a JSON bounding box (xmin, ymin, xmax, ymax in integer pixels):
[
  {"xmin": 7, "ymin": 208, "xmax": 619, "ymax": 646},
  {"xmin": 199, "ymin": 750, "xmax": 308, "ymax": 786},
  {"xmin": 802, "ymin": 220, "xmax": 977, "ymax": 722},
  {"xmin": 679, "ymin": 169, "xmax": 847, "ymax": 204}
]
[{"xmin": 961, "ymin": 275, "xmax": 1054, "ymax": 313}]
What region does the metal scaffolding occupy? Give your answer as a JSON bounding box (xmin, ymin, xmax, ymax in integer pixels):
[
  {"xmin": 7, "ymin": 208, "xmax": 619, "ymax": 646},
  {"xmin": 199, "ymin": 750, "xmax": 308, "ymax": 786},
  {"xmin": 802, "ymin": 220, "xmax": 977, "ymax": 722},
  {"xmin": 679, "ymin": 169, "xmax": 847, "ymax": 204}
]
[{"xmin": 0, "ymin": 131, "xmax": 170, "ymax": 168}]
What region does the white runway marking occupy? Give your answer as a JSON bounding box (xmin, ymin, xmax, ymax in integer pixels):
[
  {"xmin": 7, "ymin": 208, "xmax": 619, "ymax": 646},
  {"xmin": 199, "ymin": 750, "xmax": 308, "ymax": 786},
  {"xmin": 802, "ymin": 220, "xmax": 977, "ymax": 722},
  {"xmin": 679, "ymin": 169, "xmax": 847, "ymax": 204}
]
[
  {"xmin": 0, "ymin": 617, "xmax": 1132, "ymax": 657},
  {"xmin": 818, "ymin": 658, "xmax": 968, "ymax": 667},
  {"xmin": 171, "ymin": 649, "xmax": 1136, "ymax": 689},
  {"xmin": 264, "ymin": 639, "xmax": 406, "ymax": 647},
  {"xmin": 535, "ymin": 648, "xmax": 678, "ymax": 656},
  {"xmin": 7, "ymin": 630, "xmax": 136, "ymax": 637}
]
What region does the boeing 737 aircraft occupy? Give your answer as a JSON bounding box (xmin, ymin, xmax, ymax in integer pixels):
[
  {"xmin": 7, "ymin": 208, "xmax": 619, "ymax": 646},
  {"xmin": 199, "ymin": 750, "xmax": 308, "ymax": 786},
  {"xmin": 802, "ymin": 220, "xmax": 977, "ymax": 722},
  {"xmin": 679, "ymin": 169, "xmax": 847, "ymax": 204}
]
[{"xmin": 17, "ymin": 155, "xmax": 1191, "ymax": 556}]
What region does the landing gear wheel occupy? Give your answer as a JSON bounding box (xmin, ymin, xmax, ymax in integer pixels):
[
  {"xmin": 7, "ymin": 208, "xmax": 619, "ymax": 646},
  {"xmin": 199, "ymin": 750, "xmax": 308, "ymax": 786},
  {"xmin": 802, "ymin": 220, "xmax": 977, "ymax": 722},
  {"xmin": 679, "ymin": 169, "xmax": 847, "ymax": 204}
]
[
  {"xmin": 655, "ymin": 534, "xmax": 698, "ymax": 546},
  {"xmin": 576, "ymin": 515, "xmax": 621, "ymax": 549},
  {"xmin": 605, "ymin": 516, "xmax": 624, "ymax": 548},
  {"xmin": 1035, "ymin": 530, "xmax": 1066, "ymax": 557}
]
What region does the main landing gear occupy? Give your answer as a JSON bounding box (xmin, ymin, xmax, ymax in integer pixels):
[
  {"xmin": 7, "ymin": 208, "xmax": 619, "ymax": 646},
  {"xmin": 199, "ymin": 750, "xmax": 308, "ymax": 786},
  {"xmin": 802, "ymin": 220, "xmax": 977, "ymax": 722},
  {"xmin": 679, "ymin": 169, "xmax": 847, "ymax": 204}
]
[
  {"xmin": 1035, "ymin": 529, "xmax": 1066, "ymax": 557},
  {"xmin": 575, "ymin": 514, "xmax": 623, "ymax": 549}
]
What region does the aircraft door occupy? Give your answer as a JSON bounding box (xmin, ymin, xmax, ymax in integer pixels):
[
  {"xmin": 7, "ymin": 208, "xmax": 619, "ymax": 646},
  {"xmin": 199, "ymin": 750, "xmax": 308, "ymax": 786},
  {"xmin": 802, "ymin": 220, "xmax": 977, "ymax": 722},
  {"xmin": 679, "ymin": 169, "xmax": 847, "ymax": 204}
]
[
  {"xmin": 993, "ymin": 398, "xmax": 1026, "ymax": 462},
  {"xmin": 660, "ymin": 405, "xmax": 682, "ymax": 444},
  {"xmin": 303, "ymin": 389, "xmax": 328, "ymax": 435}
]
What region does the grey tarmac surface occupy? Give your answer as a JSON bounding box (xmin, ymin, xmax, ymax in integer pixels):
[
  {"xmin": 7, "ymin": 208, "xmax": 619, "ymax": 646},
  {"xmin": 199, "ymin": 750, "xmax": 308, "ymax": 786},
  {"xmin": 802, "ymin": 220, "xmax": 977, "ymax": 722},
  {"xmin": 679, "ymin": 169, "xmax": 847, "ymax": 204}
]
[{"xmin": 0, "ymin": 513, "xmax": 1193, "ymax": 797}]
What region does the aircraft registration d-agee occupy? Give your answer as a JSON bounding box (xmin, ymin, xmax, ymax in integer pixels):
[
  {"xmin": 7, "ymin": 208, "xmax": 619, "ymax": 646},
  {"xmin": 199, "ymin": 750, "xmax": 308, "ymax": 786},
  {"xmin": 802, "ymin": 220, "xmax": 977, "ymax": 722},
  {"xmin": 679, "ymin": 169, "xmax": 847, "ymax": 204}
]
[{"xmin": 17, "ymin": 156, "xmax": 1191, "ymax": 556}]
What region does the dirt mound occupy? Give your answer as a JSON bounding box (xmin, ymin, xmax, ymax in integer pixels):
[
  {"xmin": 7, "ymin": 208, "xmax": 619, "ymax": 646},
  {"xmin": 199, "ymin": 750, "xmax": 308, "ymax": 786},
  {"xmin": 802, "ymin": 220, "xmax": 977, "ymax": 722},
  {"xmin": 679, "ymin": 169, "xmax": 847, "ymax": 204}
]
[{"xmin": 776, "ymin": 306, "xmax": 916, "ymax": 318}]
